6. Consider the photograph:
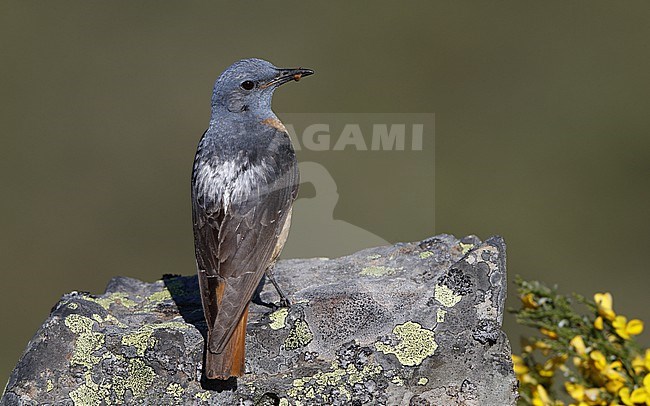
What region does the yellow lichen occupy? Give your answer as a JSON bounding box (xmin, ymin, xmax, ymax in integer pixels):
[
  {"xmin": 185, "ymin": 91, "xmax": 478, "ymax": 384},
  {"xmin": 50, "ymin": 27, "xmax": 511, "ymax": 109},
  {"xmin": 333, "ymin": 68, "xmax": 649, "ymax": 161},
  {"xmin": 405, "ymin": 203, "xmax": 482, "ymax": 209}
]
[
  {"xmin": 122, "ymin": 330, "xmax": 155, "ymax": 357},
  {"xmin": 69, "ymin": 373, "xmax": 108, "ymax": 406},
  {"xmin": 69, "ymin": 381, "xmax": 100, "ymax": 406},
  {"xmin": 125, "ymin": 358, "xmax": 155, "ymax": 397},
  {"xmin": 67, "ymin": 302, "xmax": 79, "ymax": 310},
  {"xmin": 436, "ymin": 309, "xmax": 447, "ymax": 322},
  {"xmin": 46, "ymin": 380, "xmax": 54, "ymax": 392},
  {"xmin": 346, "ymin": 364, "xmax": 362, "ymax": 385},
  {"xmin": 121, "ymin": 321, "xmax": 188, "ymax": 356},
  {"xmin": 102, "ymin": 314, "xmax": 128, "ymax": 328},
  {"xmin": 284, "ymin": 319, "xmax": 313, "ymax": 350},
  {"xmin": 112, "ymin": 358, "xmax": 156, "ymax": 399},
  {"xmin": 65, "ymin": 314, "xmax": 95, "ymax": 335},
  {"xmin": 65, "ymin": 314, "xmax": 105, "ymax": 369},
  {"xmin": 64, "ymin": 314, "xmax": 186, "ymax": 403},
  {"xmin": 83, "ymin": 292, "xmax": 137, "ymax": 310},
  {"xmin": 166, "ymin": 382, "xmax": 184, "ymax": 397},
  {"xmin": 434, "ymin": 284, "xmax": 462, "ymax": 307},
  {"xmin": 269, "ymin": 307, "xmax": 289, "ymax": 330},
  {"xmin": 195, "ymin": 391, "xmax": 212, "ymax": 401},
  {"xmin": 418, "ymin": 377, "xmax": 429, "ymax": 385},
  {"xmin": 360, "ymin": 266, "xmax": 396, "ymax": 277},
  {"xmin": 148, "ymin": 289, "xmax": 172, "ymax": 302},
  {"xmin": 459, "ymin": 242, "xmax": 474, "ymax": 254},
  {"xmin": 337, "ymin": 385, "xmax": 352, "ymax": 401},
  {"xmin": 419, "ymin": 251, "xmax": 434, "ymax": 259},
  {"xmin": 374, "ymin": 322, "xmax": 438, "ymax": 366},
  {"xmin": 391, "ymin": 375, "xmax": 405, "ymax": 385},
  {"xmin": 287, "ymin": 361, "xmax": 382, "ymax": 402},
  {"xmin": 65, "ymin": 315, "xmax": 111, "ymax": 405}
]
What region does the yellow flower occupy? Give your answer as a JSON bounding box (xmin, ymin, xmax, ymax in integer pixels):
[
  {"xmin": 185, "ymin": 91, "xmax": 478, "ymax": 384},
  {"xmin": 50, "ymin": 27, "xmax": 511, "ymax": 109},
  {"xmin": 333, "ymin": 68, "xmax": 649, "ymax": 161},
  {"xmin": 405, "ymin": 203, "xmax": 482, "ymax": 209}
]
[
  {"xmin": 512, "ymin": 354, "xmax": 537, "ymax": 385},
  {"xmin": 633, "ymin": 355, "xmax": 645, "ymax": 374},
  {"xmin": 618, "ymin": 374, "xmax": 650, "ymax": 406},
  {"xmin": 570, "ymin": 336, "xmax": 587, "ymax": 356},
  {"xmin": 566, "ymin": 381, "xmax": 586, "ymax": 401},
  {"xmin": 612, "ymin": 316, "xmax": 644, "ymax": 340},
  {"xmin": 541, "ymin": 328, "xmax": 559, "ymax": 339},
  {"xmin": 595, "ymin": 292, "xmax": 616, "ymax": 321},
  {"xmin": 512, "ymin": 355, "xmax": 529, "ymax": 376},
  {"xmin": 595, "ymin": 316, "xmax": 604, "ymax": 330},
  {"xmin": 606, "ymin": 379, "xmax": 624, "ymax": 394},
  {"xmin": 630, "ymin": 387, "xmax": 647, "ymax": 404},
  {"xmin": 583, "ymin": 387, "xmax": 602, "ymax": 403},
  {"xmin": 539, "ymin": 368, "xmax": 555, "ymax": 378},
  {"xmin": 601, "ymin": 360, "xmax": 626, "ymax": 394},
  {"xmin": 632, "ymin": 349, "xmax": 650, "ymax": 374},
  {"xmin": 602, "ymin": 360, "xmax": 625, "ymax": 381},
  {"xmin": 621, "ymin": 376, "xmax": 650, "ymax": 406},
  {"xmin": 537, "ymin": 355, "xmax": 567, "ymax": 380},
  {"xmin": 532, "ymin": 384, "xmax": 551, "ymax": 406},
  {"xmin": 590, "ymin": 351, "xmax": 607, "ymax": 370},
  {"xmin": 573, "ymin": 356, "xmax": 583, "ymax": 368},
  {"xmin": 522, "ymin": 293, "xmax": 539, "ymax": 309},
  {"xmin": 620, "ymin": 387, "xmax": 634, "ymax": 406}
]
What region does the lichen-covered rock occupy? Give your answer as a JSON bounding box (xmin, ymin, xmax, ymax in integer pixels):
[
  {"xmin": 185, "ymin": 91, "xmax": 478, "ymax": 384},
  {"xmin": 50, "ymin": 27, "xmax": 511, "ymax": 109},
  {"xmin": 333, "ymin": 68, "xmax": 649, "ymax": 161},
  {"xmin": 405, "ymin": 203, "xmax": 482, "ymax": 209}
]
[{"xmin": 1, "ymin": 235, "xmax": 518, "ymax": 405}]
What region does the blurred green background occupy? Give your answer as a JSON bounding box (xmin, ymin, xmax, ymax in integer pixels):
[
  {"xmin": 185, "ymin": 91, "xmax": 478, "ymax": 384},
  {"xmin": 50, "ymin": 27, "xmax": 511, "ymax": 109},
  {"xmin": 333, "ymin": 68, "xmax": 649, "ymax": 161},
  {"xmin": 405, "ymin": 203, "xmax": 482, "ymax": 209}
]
[{"xmin": 2, "ymin": 1, "xmax": 649, "ymax": 387}]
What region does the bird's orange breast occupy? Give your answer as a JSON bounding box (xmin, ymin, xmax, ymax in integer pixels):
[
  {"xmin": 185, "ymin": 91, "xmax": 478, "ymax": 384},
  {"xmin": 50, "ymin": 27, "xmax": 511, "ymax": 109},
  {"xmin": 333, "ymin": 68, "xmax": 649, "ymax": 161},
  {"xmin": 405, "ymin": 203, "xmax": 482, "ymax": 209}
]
[{"xmin": 261, "ymin": 117, "xmax": 287, "ymax": 133}]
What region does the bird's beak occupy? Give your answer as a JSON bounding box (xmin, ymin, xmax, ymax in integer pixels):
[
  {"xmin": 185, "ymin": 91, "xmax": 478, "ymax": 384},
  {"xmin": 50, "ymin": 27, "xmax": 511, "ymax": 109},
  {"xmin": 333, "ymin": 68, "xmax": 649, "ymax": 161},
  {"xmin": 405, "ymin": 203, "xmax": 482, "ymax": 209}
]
[{"xmin": 261, "ymin": 67, "xmax": 314, "ymax": 89}]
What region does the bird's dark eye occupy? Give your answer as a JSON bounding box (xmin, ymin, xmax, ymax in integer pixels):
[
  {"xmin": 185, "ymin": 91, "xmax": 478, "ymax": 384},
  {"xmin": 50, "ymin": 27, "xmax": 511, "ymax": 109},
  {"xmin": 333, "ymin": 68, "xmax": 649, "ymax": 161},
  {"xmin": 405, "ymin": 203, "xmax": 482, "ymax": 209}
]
[{"xmin": 240, "ymin": 80, "xmax": 255, "ymax": 90}]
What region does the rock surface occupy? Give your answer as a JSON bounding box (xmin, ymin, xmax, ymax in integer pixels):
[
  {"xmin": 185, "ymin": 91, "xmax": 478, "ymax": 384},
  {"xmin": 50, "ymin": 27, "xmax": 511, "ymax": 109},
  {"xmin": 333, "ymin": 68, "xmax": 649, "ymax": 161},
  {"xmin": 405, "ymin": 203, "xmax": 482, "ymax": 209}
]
[{"xmin": 1, "ymin": 235, "xmax": 518, "ymax": 405}]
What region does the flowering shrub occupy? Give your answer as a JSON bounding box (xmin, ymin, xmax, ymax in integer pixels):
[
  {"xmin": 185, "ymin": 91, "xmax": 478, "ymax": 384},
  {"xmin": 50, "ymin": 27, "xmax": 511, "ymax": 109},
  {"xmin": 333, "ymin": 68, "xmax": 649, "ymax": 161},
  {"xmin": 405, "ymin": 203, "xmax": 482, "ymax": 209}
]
[{"xmin": 512, "ymin": 277, "xmax": 648, "ymax": 405}]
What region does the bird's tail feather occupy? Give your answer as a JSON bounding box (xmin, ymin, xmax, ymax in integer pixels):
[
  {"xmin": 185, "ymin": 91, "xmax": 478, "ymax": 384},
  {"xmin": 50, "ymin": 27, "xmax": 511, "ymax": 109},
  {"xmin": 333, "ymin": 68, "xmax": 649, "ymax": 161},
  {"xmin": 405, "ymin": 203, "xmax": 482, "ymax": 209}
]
[{"xmin": 204, "ymin": 305, "xmax": 249, "ymax": 380}]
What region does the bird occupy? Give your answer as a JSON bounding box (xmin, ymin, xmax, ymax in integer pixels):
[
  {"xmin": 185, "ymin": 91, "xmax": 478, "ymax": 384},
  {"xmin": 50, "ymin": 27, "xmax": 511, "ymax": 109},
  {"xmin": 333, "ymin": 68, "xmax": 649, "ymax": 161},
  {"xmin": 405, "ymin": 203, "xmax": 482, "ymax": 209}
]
[{"xmin": 191, "ymin": 58, "xmax": 313, "ymax": 380}]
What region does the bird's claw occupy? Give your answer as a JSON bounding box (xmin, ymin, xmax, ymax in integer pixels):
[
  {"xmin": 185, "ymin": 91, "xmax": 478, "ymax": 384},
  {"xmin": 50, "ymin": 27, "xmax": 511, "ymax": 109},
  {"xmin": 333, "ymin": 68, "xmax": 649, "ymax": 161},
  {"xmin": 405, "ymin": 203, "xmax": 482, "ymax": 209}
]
[{"xmin": 279, "ymin": 297, "xmax": 292, "ymax": 308}]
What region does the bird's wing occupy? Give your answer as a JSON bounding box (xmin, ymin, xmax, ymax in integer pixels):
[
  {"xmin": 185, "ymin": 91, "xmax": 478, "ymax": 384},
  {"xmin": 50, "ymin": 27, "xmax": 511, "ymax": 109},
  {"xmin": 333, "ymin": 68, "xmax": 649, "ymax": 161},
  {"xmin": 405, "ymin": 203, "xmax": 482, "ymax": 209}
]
[{"xmin": 192, "ymin": 128, "xmax": 299, "ymax": 354}]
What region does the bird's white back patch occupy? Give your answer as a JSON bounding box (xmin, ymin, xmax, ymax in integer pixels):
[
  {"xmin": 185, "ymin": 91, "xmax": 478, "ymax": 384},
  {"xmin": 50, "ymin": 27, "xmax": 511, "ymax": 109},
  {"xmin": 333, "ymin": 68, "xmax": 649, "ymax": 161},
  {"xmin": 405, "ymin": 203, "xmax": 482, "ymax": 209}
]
[{"xmin": 193, "ymin": 157, "xmax": 278, "ymax": 211}]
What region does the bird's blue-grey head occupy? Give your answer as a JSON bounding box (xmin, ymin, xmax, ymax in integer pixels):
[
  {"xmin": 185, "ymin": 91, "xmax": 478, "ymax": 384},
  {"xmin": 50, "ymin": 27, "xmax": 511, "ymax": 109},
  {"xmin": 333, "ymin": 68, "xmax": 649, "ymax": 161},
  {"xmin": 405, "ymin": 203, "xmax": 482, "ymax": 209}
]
[{"xmin": 210, "ymin": 58, "xmax": 313, "ymax": 120}]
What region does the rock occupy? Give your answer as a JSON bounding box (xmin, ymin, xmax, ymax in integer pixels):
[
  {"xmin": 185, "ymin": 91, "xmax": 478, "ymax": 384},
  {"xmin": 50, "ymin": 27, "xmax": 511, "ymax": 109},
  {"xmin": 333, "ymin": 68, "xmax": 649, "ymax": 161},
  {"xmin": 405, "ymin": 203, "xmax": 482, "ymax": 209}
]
[{"xmin": 1, "ymin": 235, "xmax": 518, "ymax": 405}]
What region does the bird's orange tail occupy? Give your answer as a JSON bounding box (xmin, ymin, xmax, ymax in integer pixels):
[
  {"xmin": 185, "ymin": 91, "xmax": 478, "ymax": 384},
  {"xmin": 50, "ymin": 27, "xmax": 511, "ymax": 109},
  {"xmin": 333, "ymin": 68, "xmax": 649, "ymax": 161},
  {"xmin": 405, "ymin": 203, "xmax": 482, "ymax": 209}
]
[{"xmin": 204, "ymin": 305, "xmax": 249, "ymax": 380}]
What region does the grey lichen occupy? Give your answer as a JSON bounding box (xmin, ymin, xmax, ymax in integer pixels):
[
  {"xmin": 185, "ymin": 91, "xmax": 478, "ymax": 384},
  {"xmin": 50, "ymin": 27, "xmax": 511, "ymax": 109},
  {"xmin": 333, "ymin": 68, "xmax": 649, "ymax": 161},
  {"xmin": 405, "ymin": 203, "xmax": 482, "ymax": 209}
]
[{"xmin": 359, "ymin": 266, "xmax": 396, "ymax": 277}]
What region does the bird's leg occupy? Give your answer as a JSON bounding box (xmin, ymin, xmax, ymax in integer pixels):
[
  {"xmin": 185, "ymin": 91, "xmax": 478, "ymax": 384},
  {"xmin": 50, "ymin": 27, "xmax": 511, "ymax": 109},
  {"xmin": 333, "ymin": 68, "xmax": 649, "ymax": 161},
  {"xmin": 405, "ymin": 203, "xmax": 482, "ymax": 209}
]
[{"xmin": 265, "ymin": 265, "xmax": 291, "ymax": 308}]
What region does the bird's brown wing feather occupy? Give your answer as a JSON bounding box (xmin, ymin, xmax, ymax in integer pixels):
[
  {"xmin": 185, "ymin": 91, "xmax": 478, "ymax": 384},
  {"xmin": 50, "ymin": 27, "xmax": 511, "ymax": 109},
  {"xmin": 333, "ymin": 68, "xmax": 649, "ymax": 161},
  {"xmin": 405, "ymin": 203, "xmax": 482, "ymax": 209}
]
[{"xmin": 192, "ymin": 129, "xmax": 299, "ymax": 354}]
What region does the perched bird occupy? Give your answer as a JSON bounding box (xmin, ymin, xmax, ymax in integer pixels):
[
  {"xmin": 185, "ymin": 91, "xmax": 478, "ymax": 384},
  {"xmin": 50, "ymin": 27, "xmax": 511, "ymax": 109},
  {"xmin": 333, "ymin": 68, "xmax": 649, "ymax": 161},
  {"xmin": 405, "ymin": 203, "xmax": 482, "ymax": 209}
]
[{"xmin": 191, "ymin": 58, "xmax": 313, "ymax": 380}]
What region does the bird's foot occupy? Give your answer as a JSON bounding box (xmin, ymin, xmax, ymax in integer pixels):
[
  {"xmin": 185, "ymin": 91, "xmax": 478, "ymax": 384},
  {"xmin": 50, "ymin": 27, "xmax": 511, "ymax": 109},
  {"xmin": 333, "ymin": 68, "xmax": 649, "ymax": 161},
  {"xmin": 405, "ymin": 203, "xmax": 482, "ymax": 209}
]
[
  {"xmin": 278, "ymin": 297, "xmax": 292, "ymax": 308},
  {"xmin": 269, "ymin": 297, "xmax": 292, "ymax": 310}
]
